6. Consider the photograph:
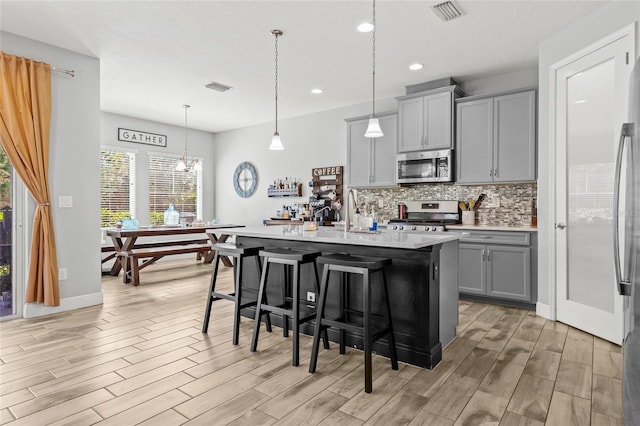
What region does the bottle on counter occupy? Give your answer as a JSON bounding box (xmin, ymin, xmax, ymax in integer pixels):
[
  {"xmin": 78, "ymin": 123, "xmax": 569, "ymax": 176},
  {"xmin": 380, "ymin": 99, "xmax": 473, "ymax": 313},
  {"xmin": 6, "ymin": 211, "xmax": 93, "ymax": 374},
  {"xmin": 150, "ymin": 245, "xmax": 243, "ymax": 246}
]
[
  {"xmin": 368, "ymin": 207, "xmax": 378, "ymax": 231},
  {"xmin": 352, "ymin": 207, "xmax": 362, "ymax": 231}
]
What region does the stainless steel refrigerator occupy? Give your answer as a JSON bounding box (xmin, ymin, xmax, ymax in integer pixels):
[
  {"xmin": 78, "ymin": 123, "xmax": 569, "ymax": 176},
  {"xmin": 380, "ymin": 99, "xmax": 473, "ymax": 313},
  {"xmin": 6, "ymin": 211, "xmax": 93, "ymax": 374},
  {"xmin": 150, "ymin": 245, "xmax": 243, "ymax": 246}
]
[{"xmin": 618, "ymin": 55, "xmax": 640, "ymax": 426}]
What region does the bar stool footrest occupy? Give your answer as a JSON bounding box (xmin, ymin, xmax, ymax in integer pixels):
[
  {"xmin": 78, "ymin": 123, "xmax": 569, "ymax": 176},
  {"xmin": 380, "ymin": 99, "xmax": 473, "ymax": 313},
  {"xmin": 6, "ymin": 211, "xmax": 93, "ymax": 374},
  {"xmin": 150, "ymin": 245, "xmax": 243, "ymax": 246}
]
[{"xmin": 211, "ymin": 292, "xmax": 236, "ymax": 302}]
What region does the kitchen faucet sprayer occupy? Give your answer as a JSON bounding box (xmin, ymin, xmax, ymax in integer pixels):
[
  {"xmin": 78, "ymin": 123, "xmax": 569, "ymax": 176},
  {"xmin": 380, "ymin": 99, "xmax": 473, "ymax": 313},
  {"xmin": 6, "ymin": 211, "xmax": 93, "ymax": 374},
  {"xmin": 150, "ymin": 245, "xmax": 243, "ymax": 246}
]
[{"xmin": 345, "ymin": 189, "xmax": 360, "ymax": 234}]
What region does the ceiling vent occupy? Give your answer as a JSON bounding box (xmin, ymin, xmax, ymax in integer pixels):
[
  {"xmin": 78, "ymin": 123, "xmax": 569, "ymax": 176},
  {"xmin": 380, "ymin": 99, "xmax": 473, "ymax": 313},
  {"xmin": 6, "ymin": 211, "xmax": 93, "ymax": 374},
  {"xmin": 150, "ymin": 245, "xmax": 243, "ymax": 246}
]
[
  {"xmin": 431, "ymin": 0, "xmax": 464, "ymax": 22},
  {"xmin": 205, "ymin": 81, "xmax": 233, "ymax": 92}
]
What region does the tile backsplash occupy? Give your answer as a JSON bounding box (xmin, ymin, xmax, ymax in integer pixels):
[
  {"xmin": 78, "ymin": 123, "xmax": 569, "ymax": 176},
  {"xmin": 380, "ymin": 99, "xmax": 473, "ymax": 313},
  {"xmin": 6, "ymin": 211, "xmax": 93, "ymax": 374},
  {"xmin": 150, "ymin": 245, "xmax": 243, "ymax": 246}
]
[{"xmin": 352, "ymin": 183, "xmax": 537, "ymax": 227}]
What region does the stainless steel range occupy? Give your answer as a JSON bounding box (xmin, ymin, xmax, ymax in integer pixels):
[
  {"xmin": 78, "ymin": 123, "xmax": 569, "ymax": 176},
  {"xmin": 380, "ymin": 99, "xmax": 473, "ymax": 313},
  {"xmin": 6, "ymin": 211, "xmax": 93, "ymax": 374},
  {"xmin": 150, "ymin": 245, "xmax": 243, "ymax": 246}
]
[{"xmin": 387, "ymin": 200, "xmax": 460, "ymax": 233}]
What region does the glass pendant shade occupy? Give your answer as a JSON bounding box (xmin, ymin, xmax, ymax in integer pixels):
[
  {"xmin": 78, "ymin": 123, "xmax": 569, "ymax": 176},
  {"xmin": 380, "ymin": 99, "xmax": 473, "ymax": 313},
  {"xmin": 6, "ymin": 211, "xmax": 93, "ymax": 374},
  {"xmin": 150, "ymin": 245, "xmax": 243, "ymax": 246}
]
[
  {"xmin": 364, "ymin": 117, "xmax": 384, "ymax": 138},
  {"xmin": 269, "ymin": 132, "xmax": 284, "ymax": 150},
  {"xmin": 175, "ymin": 158, "xmax": 186, "ymax": 171},
  {"xmin": 192, "ymin": 159, "xmax": 202, "ymax": 171}
]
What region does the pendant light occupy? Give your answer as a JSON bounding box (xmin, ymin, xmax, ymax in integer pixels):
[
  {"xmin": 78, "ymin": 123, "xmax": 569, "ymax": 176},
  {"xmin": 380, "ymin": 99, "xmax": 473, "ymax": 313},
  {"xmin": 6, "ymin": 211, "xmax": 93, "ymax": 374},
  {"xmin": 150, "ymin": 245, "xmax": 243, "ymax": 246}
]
[
  {"xmin": 269, "ymin": 29, "xmax": 285, "ymax": 150},
  {"xmin": 364, "ymin": 0, "xmax": 383, "ymax": 138},
  {"xmin": 176, "ymin": 104, "xmax": 201, "ymax": 172}
]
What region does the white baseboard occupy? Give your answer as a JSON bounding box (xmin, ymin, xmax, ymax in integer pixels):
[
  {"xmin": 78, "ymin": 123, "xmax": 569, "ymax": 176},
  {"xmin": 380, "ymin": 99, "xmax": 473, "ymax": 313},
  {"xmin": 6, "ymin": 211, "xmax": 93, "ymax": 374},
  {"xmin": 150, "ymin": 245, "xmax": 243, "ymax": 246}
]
[
  {"xmin": 23, "ymin": 292, "xmax": 103, "ymax": 318},
  {"xmin": 536, "ymin": 302, "xmax": 552, "ymax": 319}
]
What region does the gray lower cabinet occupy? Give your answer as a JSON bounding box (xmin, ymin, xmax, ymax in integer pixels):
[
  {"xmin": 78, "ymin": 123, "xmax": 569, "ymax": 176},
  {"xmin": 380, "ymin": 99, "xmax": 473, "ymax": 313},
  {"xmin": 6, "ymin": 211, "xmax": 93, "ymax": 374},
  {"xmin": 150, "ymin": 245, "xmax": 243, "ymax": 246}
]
[
  {"xmin": 346, "ymin": 113, "xmax": 397, "ymax": 187},
  {"xmin": 452, "ymin": 230, "xmax": 536, "ymax": 304},
  {"xmin": 456, "ymin": 88, "xmax": 536, "ymax": 184}
]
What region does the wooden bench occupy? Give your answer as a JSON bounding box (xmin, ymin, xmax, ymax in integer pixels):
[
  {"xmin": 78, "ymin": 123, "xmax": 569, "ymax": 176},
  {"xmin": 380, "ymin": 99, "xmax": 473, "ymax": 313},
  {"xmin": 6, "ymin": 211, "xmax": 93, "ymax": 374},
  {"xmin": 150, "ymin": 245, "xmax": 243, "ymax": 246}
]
[
  {"xmin": 102, "ymin": 239, "xmax": 212, "ymax": 274},
  {"xmin": 118, "ymin": 242, "xmax": 213, "ymax": 286}
]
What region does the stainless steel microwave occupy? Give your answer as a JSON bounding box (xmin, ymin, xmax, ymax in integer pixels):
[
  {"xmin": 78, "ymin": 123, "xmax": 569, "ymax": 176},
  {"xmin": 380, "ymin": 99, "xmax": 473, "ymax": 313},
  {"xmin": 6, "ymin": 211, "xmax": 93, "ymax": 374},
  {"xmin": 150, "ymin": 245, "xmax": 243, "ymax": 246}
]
[{"xmin": 396, "ymin": 149, "xmax": 454, "ymax": 184}]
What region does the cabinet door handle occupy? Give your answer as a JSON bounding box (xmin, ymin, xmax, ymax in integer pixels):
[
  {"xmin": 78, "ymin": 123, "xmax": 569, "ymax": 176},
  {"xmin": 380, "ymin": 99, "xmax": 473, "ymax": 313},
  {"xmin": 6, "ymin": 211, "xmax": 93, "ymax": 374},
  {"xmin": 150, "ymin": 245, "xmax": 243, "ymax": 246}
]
[
  {"xmin": 494, "ymin": 168, "xmax": 498, "ymax": 178},
  {"xmin": 487, "ymin": 250, "xmax": 491, "ymax": 261},
  {"xmin": 481, "ymin": 248, "xmax": 486, "ymax": 260},
  {"xmin": 489, "ymin": 169, "xmax": 493, "ymax": 177}
]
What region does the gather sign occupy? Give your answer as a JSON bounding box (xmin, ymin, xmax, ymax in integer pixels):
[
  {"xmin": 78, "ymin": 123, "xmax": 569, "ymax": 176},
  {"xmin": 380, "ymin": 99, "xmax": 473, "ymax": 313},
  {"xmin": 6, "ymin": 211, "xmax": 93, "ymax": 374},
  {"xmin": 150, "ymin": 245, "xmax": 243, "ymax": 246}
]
[{"xmin": 118, "ymin": 128, "xmax": 167, "ymax": 147}]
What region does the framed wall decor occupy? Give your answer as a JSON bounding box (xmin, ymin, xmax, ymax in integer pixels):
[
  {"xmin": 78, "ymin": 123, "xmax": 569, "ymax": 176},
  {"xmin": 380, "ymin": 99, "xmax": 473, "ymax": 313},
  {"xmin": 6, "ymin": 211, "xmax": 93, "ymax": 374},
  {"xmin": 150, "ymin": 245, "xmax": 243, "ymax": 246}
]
[{"xmin": 118, "ymin": 128, "xmax": 167, "ymax": 147}]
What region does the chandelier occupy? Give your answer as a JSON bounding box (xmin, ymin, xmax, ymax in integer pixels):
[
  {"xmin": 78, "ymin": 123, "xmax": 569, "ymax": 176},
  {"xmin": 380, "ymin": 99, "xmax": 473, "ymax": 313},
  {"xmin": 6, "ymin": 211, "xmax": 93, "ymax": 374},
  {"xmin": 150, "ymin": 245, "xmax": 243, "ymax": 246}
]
[{"xmin": 176, "ymin": 104, "xmax": 201, "ymax": 172}]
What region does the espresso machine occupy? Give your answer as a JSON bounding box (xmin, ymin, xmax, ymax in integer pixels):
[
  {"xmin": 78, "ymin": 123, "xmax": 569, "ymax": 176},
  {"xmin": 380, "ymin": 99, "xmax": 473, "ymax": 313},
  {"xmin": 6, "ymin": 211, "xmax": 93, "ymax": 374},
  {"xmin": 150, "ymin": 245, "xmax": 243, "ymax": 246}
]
[{"xmin": 310, "ymin": 199, "xmax": 336, "ymax": 224}]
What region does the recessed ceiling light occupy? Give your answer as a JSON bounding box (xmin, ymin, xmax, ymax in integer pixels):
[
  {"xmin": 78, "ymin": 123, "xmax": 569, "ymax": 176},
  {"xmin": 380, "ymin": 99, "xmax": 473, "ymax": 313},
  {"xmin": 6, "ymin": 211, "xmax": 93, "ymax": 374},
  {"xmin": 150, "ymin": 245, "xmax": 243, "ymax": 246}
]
[
  {"xmin": 574, "ymin": 99, "xmax": 587, "ymax": 104},
  {"xmin": 311, "ymin": 88, "xmax": 324, "ymax": 94},
  {"xmin": 357, "ymin": 22, "xmax": 374, "ymax": 33},
  {"xmin": 409, "ymin": 63, "xmax": 424, "ymax": 71}
]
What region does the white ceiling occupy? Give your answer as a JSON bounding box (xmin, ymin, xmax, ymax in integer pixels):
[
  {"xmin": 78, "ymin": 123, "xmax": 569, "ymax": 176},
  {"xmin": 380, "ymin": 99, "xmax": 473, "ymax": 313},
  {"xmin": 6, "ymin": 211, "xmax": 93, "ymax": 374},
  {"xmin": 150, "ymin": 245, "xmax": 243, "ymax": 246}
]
[{"xmin": 0, "ymin": 0, "xmax": 607, "ymax": 133}]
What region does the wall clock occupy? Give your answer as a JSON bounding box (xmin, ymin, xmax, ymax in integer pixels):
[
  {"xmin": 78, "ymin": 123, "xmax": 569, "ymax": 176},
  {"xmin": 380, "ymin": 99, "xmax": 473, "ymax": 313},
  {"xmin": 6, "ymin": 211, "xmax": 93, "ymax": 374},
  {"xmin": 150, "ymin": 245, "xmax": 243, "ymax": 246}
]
[{"xmin": 233, "ymin": 161, "xmax": 258, "ymax": 198}]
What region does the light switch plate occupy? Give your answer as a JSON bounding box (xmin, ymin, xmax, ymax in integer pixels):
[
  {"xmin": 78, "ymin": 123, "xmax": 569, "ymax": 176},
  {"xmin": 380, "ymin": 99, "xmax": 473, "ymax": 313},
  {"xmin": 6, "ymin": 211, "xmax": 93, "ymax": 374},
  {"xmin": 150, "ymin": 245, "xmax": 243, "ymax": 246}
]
[
  {"xmin": 378, "ymin": 199, "xmax": 384, "ymax": 208},
  {"xmin": 59, "ymin": 196, "xmax": 73, "ymax": 208}
]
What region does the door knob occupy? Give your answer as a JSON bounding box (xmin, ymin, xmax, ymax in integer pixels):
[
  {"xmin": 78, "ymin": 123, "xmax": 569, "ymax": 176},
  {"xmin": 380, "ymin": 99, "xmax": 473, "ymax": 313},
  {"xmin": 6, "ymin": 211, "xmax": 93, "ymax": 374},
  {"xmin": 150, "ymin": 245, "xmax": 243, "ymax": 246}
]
[{"xmin": 555, "ymin": 223, "xmax": 566, "ymax": 230}]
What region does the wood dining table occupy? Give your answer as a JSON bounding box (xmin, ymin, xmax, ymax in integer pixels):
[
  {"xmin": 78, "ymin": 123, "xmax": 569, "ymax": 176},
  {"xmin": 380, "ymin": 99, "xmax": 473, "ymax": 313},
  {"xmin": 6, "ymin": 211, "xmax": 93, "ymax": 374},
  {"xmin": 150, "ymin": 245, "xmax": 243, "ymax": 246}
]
[{"xmin": 106, "ymin": 224, "xmax": 244, "ymax": 278}]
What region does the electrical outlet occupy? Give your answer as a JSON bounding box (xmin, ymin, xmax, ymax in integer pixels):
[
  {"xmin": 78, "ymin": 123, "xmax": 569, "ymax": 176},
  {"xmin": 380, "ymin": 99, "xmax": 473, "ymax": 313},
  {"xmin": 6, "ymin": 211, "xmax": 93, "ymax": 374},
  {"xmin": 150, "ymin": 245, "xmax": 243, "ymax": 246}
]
[
  {"xmin": 378, "ymin": 199, "xmax": 384, "ymax": 208},
  {"xmin": 486, "ymin": 194, "xmax": 500, "ymax": 208},
  {"xmin": 306, "ymin": 291, "xmax": 316, "ymax": 303},
  {"xmin": 58, "ymin": 268, "xmax": 67, "ymax": 280}
]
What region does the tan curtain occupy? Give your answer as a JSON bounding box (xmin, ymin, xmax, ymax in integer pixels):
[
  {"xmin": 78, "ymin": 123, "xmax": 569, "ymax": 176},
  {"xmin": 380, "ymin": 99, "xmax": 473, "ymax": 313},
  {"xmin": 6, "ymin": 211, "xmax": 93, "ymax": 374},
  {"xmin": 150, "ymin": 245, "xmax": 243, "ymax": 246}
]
[{"xmin": 0, "ymin": 51, "xmax": 59, "ymax": 306}]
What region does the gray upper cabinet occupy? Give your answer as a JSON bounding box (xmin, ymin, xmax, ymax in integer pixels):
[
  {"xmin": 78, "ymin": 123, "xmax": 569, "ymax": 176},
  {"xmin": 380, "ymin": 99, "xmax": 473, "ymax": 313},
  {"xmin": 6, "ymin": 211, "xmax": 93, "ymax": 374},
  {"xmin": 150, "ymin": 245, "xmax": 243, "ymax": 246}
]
[
  {"xmin": 397, "ymin": 88, "xmax": 458, "ymax": 152},
  {"xmin": 456, "ymin": 89, "xmax": 537, "ymax": 184},
  {"xmin": 346, "ymin": 113, "xmax": 397, "ymax": 187},
  {"xmin": 456, "ymin": 99, "xmax": 493, "ymax": 183}
]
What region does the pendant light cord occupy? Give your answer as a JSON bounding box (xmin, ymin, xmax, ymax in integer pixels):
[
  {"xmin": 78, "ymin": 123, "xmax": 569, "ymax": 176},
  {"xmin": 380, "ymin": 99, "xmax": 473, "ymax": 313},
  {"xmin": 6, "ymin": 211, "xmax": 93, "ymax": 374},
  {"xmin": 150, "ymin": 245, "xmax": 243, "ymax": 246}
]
[
  {"xmin": 371, "ymin": 0, "xmax": 377, "ymax": 117},
  {"xmin": 183, "ymin": 104, "xmax": 190, "ymax": 161},
  {"xmin": 274, "ymin": 31, "xmax": 279, "ymax": 133}
]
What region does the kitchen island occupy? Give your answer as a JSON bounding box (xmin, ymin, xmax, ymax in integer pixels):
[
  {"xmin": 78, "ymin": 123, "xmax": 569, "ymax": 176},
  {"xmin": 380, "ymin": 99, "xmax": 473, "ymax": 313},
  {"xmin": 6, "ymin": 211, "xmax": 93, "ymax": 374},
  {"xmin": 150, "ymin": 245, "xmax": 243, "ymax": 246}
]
[{"xmin": 214, "ymin": 226, "xmax": 459, "ymax": 369}]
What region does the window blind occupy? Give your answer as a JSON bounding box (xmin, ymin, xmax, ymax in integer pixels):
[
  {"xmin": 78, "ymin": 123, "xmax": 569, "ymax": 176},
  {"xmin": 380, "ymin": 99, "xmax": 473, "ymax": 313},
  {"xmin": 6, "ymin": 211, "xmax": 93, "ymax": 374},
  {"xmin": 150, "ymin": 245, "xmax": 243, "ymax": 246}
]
[
  {"xmin": 100, "ymin": 150, "xmax": 136, "ymax": 227},
  {"xmin": 148, "ymin": 154, "xmax": 201, "ymax": 224}
]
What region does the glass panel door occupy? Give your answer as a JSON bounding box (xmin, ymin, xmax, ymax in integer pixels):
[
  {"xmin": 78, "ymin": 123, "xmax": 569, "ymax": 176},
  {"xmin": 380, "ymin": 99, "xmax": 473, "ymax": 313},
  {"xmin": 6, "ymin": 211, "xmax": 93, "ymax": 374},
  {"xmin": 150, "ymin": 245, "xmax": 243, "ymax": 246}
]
[
  {"xmin": 555, "ymin": 31, "xmax": 632, "ymax": 343},
  {"xmin": 0, "ymin": 145, "xmax": 13, "ymax": 317}
]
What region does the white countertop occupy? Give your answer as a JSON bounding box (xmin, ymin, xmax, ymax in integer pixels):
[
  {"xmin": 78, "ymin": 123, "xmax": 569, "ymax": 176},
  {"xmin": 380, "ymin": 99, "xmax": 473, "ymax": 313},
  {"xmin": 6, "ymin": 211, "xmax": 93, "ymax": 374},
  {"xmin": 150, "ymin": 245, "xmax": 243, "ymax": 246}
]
[
  {"xmin": 447, "ymin": 224, "xmax": 538, "ymax": 232},
  {"xmin": 214, "ymin": 226, "xmax": 459, "ymax": 249}
]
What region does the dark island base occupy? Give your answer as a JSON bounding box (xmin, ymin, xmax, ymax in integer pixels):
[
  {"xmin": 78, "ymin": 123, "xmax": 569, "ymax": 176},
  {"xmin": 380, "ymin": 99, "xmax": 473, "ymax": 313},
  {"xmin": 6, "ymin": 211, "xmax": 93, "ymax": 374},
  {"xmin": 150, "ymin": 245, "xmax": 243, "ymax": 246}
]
[{"xmin": 234, "ymin": 235, "xmax": 444, "ymax": 369}]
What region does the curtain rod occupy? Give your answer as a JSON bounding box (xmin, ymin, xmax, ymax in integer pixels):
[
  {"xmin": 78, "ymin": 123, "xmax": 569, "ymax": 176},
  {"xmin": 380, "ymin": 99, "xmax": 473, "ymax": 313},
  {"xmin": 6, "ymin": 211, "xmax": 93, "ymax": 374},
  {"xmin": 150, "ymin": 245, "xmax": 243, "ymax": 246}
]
[{"xmin": 51, "ymin": 66, "xmax": 75, "ymax": 77}]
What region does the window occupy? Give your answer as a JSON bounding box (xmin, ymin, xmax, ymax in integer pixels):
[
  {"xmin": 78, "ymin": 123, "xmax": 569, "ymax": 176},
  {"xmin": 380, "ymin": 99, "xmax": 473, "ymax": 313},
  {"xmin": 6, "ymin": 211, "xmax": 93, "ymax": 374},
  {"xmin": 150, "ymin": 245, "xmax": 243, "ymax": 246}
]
[
  {"xmin": 148, "ymin": 154, "xmax": 202, "ymax": 225},
  {"xmin": 100, "ymin": 149, "xmax": 136, "ymax": 227}
]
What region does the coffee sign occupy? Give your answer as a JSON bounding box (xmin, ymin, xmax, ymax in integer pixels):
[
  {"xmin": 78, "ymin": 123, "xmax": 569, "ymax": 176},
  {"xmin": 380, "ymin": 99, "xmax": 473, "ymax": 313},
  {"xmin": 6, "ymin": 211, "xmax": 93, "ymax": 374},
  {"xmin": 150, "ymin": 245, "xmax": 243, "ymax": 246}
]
[
  {"xmin": 312, "ymin": 166, "xmax": 342, "ymax": 177},
  {"xmin": 118, "ymin": 128, "xmax": 167, "ymax": 147}
]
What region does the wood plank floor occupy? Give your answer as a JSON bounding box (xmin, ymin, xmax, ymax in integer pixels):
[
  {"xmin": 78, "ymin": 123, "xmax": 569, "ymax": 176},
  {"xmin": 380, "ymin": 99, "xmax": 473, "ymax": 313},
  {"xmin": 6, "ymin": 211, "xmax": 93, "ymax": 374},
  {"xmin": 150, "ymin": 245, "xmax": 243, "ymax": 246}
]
[{"xmin": 0, "ymin": 259, "xmax": 624, "ymax": 425}]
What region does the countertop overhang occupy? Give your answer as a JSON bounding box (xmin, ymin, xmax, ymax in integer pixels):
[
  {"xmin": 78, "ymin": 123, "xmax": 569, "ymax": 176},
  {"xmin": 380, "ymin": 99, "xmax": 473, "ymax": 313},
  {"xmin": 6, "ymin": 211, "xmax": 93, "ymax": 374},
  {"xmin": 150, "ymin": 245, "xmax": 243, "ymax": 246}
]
[{"xmin": 212, "ymin": 226, "xmax": 459, "ymax": 249}]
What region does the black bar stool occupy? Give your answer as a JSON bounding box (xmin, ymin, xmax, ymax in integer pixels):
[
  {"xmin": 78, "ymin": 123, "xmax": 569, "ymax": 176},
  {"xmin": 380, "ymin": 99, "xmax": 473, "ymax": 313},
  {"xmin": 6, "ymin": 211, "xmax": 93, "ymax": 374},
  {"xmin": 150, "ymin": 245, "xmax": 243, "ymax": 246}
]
[
  {"xmin": 251, "ymin": 247, "xmax": 328, "ymax": 366},
  {"xmin": 202, "ymin": 242, "xmax": 272, "ymax": 345},
  {"xmin": 309, "ymin": 253, "xmax": 398, "ymax": 393}
]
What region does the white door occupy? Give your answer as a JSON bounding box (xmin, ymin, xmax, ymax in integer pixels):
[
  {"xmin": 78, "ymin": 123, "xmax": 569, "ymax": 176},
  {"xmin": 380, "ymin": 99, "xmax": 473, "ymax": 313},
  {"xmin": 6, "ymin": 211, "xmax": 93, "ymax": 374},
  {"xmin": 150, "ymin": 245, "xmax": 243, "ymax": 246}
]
[{"xmin": 555, "ymin": 28, "xmax": 634, "ymax": 344}]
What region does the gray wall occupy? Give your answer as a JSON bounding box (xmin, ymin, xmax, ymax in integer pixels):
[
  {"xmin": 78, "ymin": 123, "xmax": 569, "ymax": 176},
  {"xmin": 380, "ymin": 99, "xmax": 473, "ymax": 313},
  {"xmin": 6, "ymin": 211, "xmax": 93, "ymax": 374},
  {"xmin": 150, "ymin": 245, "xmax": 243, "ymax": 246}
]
[
  {"xmin": 211, "ymin": 69, "xmax": 538, "ymax": 227},
  {"xmin": 101, "ymin": 112, "xmax": 216, "ymax": 225},
  {"xmin": 538, "ymin": 3, "xmax": 640, "ymax": 314},
  {"xmin": 1, "ymin": 31, "xmax": 102, "ymax": 317}
]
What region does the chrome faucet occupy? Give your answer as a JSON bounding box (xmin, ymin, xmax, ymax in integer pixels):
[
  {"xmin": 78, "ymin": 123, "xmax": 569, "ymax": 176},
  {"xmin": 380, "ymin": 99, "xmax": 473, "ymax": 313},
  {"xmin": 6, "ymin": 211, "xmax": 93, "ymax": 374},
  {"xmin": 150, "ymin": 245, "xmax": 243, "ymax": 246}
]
[
  {"xmin": 314, "ymin": 206, "xmax": 332, "ymax": 225},
  {"xmin": 345, "ymin": 189, "xmax": 359, "ymax": 233}
]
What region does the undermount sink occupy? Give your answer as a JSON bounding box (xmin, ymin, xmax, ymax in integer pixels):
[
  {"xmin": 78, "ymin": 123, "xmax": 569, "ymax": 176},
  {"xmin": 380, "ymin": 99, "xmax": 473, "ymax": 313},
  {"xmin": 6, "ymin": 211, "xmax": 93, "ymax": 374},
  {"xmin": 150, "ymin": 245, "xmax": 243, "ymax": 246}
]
[{"xmin": 347, "ymin": 229, "xmax": 381, "ymax": 234}]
